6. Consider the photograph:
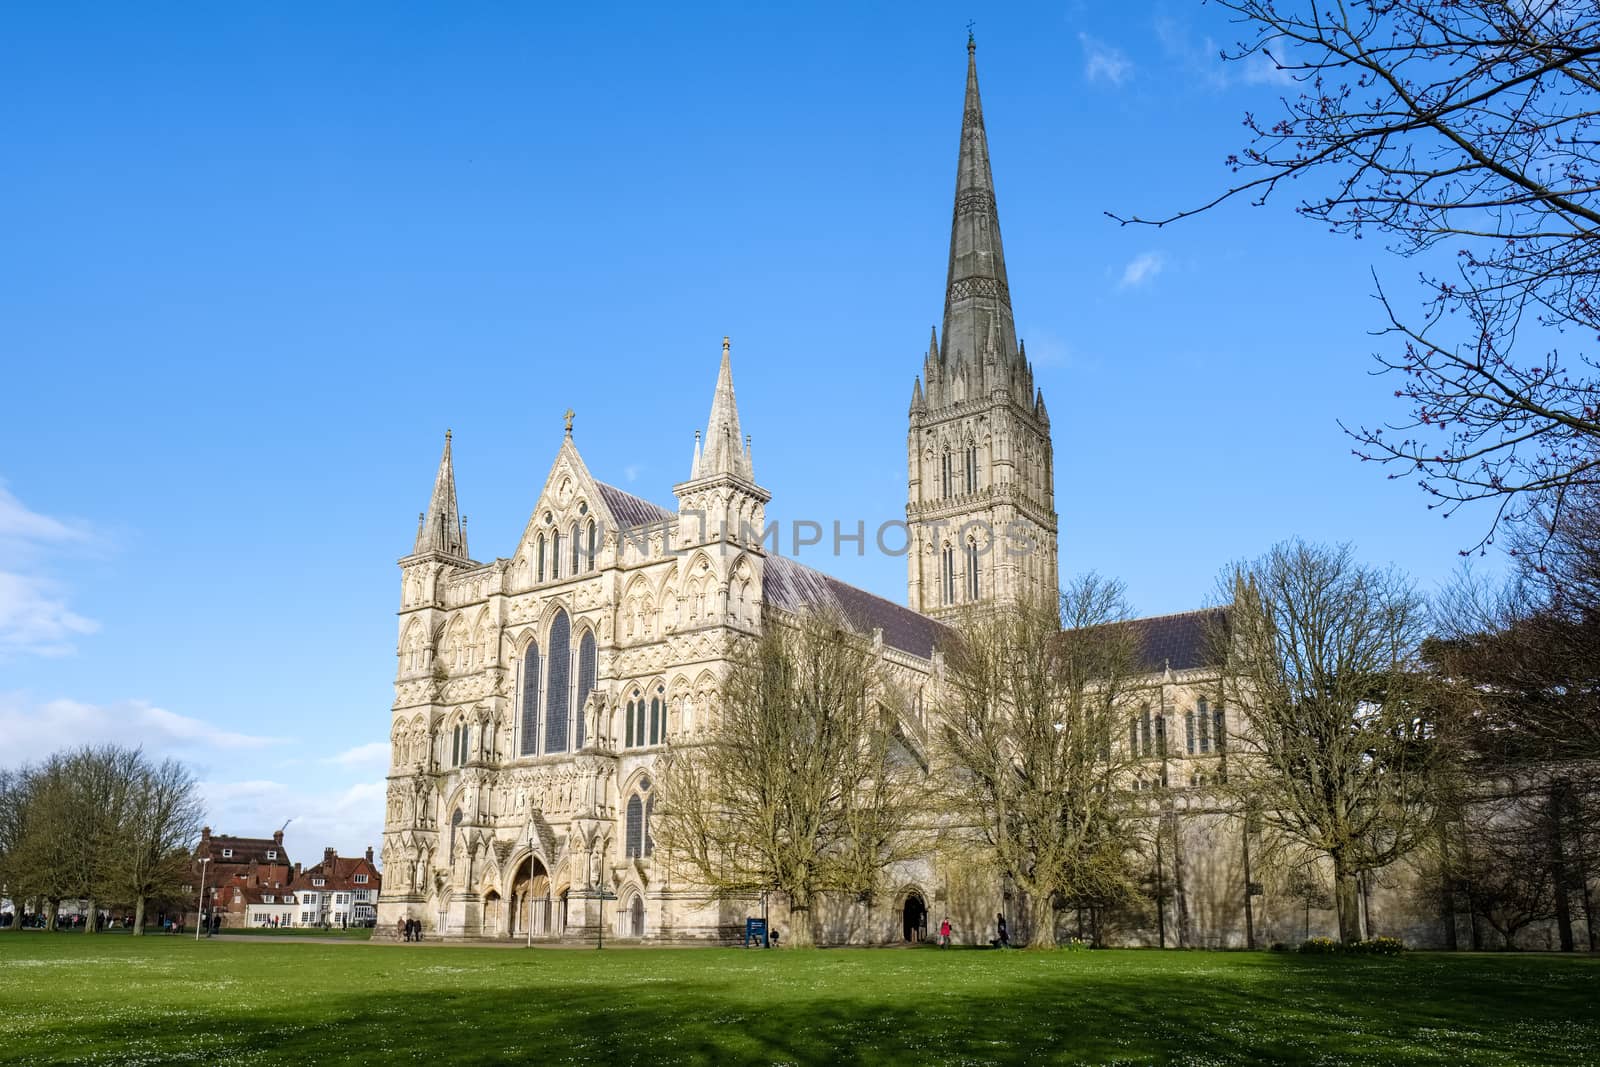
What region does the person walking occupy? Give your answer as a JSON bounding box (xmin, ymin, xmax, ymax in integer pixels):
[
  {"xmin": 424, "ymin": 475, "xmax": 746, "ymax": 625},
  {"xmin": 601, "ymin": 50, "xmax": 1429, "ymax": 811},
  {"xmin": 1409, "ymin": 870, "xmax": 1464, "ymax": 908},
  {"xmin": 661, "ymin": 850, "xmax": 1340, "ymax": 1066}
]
[
  {"xmin": 996, "ymin": 913, "xmax": 1009, "ymax": 948},
  {"xmin": 939, "ymin": 918, "xmax": 952, "ymax": 948}
]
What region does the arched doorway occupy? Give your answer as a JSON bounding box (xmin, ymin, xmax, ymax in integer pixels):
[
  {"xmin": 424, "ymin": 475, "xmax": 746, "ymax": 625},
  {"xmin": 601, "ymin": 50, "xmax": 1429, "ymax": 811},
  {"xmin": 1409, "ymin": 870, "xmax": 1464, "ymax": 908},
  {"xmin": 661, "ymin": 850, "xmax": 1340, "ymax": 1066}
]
[
  {"xmin": 509, "ymin": 857, "xmax": 552, "ymax": 938},
  {"xmin": 629, "ymin": 895, "xmax": 645, "ymax": 938},
  {"xmin": 483, "ymin": 890, "xmax": 502, "ymax": 937},
  {"xmin": 902, "ymin": 892, "xmax": 927, "ymax": 943}
]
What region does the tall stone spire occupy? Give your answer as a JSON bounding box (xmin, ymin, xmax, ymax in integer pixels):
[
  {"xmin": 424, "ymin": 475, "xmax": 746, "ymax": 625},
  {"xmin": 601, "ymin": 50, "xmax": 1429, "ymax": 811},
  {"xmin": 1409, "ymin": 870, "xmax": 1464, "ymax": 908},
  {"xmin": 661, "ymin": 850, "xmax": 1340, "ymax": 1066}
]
[
  {"xmin": 693, "ymin": 336, "xmax": 754, "ymax": 482},
  {"xmin": 414, "ymin": 429, "xmax": 469, "ymax": 558},
  {"xmin": 906, "ymin": 39, "xmax": 1059, "ymax": 619},
  {"xmin": 940, "ymin": 35, "xmax": 1017, "ymax": 382}
]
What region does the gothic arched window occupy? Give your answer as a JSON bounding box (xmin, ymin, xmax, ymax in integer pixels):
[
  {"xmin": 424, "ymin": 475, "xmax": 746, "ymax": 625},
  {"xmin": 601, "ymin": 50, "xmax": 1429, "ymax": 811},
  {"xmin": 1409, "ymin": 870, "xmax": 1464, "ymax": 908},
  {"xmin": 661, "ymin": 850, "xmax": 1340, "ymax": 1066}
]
[
  {"xmin": 625, "ymin": 794, "xmax": 643, "ymax": 859},
  {"xmin": 570, "ymin": 523, "xmax": 580, "ymax": 576},
  {"xmin": 551, "ymin": 531, "xmax": 563, "ymax": 580},
  {"xmin": 586, "ymin": 520, "xmax": 598, "ymax": 571},
  {"xmin": 1185, "ymin": 709, "xmax": 1197, "ymax": 755},
  {"xmin": 966, "ymin": 538, "xmax": 979, "ymax": 601},
  {"xmin": 576, "ymin": 631, "xmax": 596, "ymax": 749},
  {"xmin": 626, "ymin": 692, "xmax": 641, "ymax": 748},
  {"xmin": 545, "ymin": 610, "xmax": 571, "ymax": 754},
  {"xmin": 649, "ymin": 689, "xmax": 663, "ymax": 745},
  {"xmin": 536, "ymin": 534, "xmax": 547, "ymax": 583},
  {"xmin": 644, "ymin": 793, "xmax": 655, "ymax": 856},
  {"xmin": 942, "ymin": 543, "xmax": 955, "ymax": 606},
  {"xmin": 520, "ymin": 640, "xmax": 541, "ymax": 756},
  {"xmin": 1198, "ymin": 697, "xmax": 1211, "ymax": 754},
  {"xmin": 965, "ymin": 443, "xmax": 978, "ymax": 494},
  {"xmin": 941, "ymin": 450, "xmax": 953, "ymax": 498},
  {"xmin": 1213, "ymin": 703, "xmax": 1227, "ymax": 754}
]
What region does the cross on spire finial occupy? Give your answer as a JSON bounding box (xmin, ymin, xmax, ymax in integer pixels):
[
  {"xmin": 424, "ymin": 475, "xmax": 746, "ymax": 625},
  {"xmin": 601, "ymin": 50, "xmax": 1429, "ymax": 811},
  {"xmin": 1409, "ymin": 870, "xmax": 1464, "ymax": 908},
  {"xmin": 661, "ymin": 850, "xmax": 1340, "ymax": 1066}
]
[
  {"xmin": 966, "ymin": 21, "xmax": 976, "ymax": 53},
  {"xmin": 564, "ymin": 409, "xmax": 575, "ymax": 436}
]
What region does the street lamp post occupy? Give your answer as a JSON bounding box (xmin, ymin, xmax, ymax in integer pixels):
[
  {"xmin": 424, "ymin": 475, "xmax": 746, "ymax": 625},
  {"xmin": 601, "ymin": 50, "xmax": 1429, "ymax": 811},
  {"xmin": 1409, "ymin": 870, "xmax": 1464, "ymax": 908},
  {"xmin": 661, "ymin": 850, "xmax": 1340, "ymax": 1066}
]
[{"xmin": 194, "ymin": 858, "xmax": 211, "ymax": 942}]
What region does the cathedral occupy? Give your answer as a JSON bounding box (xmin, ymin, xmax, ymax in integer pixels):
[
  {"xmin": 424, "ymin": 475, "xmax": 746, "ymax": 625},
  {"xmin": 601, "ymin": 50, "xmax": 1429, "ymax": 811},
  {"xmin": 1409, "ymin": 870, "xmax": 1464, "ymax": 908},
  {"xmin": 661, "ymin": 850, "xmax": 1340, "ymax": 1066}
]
[{"xmin": 377, "ymin": 41, "xmax": 1381, "ymax": 947}]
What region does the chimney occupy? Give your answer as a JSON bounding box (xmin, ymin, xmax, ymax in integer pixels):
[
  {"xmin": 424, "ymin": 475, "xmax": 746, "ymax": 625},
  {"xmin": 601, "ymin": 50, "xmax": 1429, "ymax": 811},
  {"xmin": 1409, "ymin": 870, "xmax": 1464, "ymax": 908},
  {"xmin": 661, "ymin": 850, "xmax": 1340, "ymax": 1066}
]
[
  {"xmin": 273, "ymin": 829, "xmax": 284, "ymax": 846},
  {"xmin": 294, "ymin": 862, "xmax": 302, "ymax": 877},
  {"xmin": 365, "ymin": 846, "xmax": 374, "ymax": 864},
  {"xmin": 324, "ymin": 847, "xmax": 337, "ymax": 867},
  {"xmin": 200, "ymin": 826, "xmax": 212, "ymax": 849}
]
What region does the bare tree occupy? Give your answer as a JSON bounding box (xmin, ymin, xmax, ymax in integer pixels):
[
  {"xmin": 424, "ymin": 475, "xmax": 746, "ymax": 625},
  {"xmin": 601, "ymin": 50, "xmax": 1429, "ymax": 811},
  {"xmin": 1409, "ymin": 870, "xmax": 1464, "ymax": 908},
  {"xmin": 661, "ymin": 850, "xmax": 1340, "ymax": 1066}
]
[
  {"xmin": 654, "ymin": 609, "xmax": 923, "ymax": 947},
  {"xmin": 105, "ymin": 758, "xmax": 204, "ymax": 935},
  {"xmin": 0, "ymin": 769, "xmax": 34, "ymax": 930},
  {"xmin": 1219, "ymin": 541, "xmax": 1452, "ymax": 941},
  {"xmin": 935, "ymin": 578, "xmax": 1147, "ymax": 949},
  {"xmin": 1114, "ymin": 1, "xmax": 1600, "ymax": 546}
]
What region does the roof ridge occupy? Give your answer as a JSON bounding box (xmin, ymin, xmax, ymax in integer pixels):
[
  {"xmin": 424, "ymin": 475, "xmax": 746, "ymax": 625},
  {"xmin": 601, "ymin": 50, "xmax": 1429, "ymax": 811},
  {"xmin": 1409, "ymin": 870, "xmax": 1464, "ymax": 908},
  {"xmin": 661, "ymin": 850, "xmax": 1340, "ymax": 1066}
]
[{"xmin": 1128, "ymin": 605, "xmax": 1230, "ymax": 624}]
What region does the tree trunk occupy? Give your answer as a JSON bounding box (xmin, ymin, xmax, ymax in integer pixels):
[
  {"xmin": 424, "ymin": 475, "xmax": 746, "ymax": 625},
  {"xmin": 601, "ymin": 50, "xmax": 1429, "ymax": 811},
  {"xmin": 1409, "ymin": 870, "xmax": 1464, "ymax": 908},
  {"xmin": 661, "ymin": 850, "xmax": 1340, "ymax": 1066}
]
[
  {"xmin": 1026, "ymin": 893, "xmax": 1056, "ymax": 949},
  {"xmin": 1332, "ymin": 859, "xmax": 1363, "ymax": 942},
  {"xmin": 785, "ymin": 897, "xmax": 815, "ymax": 948},
  {"xmin": 83, "ymin": 897, "xmax": 96, "ymax": 934},
  {"xmin": 133, "ymin": 895, "xmax": 146, "ymax": 936},
  {"xmin": 45, "ymin": 898, "xmax": 59, "ymax": 932},
  {"xmin": 1549, "ymin": 784, "xmax": 1576, "ymax": 952}
]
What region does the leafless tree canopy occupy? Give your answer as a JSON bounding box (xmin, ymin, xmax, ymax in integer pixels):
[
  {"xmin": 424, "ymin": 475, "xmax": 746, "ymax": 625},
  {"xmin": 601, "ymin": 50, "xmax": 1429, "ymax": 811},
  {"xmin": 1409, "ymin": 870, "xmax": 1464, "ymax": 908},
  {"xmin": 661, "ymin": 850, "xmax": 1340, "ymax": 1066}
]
[
  {"xmin": 935, "ymin": 577, "xmax": 1147, "ymax": 948},
  {"xmin": 653, "ymin": 610, "xmax": 923, "ymax": 947},
  {"xmin": 1428, "ymin": 485, "xmax": 1600, "ymax": 766},
  {"xmin": 1115, "ymin": 1, "xmax": 1600, "ymax": 546},
  {"xmin": 1219, "ymin": 541, "xmax": 1452, "ymax": 940}
]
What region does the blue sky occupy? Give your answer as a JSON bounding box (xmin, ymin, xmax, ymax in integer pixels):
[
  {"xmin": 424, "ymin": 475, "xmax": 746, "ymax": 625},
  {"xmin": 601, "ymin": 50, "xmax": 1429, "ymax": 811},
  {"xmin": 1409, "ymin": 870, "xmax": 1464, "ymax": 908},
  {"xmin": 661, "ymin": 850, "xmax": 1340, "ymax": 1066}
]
[{"xmin": 0, "ymin": 2, "xmax": 1498, "ymax": 862}]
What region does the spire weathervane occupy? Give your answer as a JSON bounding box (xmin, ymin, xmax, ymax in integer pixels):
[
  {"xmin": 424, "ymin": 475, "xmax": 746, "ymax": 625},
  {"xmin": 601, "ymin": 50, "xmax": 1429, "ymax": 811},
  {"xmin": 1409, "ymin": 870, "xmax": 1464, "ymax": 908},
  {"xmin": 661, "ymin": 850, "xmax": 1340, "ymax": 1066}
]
[{"xmin": 966, "ymin": 20, "xmax": 975, "ymax": 52}]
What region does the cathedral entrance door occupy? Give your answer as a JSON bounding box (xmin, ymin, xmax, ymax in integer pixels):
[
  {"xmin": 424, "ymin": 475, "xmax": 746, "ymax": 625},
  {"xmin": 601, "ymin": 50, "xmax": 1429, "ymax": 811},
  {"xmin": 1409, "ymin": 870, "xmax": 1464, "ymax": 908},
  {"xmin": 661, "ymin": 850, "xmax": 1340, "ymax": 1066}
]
[
  {"xmin": 510, "ymin": 857, "xmax": 551, "ymax": 938},
  {"xmin": 902, "ymin": 893, "xmax": 927, "ymax": 942}
]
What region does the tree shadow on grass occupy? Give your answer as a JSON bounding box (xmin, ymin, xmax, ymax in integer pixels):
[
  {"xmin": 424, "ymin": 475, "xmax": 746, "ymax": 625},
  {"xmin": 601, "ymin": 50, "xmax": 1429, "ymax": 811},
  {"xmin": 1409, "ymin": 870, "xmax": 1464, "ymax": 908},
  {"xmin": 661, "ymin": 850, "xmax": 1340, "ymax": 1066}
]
[{"xmin": 5, "ymin": 948, "xmax": 1598, "ymax": 1066}]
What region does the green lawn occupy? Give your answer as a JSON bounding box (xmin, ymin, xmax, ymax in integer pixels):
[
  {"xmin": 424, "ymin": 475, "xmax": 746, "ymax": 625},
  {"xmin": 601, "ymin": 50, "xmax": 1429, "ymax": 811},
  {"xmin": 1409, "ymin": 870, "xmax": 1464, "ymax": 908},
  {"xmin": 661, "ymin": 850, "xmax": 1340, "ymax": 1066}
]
[{"xmin": 0, "ymin": 935, "xmax": 1593, "ymax": 1066}]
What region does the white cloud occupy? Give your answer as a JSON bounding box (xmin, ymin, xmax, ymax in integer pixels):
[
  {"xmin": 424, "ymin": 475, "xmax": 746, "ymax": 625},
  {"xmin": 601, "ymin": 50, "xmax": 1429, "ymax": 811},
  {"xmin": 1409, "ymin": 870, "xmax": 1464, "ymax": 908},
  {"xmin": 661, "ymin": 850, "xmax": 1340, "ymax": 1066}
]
[
  {"xmin": 0, "ymin": 572, "xmax": 99, "ymax": 657},
  {"xmin": 200, "ymin": 777, "xmax": 387, "ymax": 867},
  {"xmin": 0, "ymin": 482, "xmax": 99, "ymax": 658},
  {"xmin": 1119, "ymin": 252, "xmax": 1166, "ymax": 288},
  {"xmin": 323, "ymin": 741, "xmax": 391, "ymax": 768},
  {"xmin": 0, "ymin": 484, "xmax": 92, "ymax": 546},
  {"xmin": 1079, "ymin": 33, "xmax": 1132, "ymax": 85},
  {"xmin": 1154, "ymin": 16, "xmax": 1299, "ymax": 90},
  {"xmin": 1241, "ymin": 52, "xmax": 1297, "ymax": 87},
  {"xmin": 0, "ymin": 693, "xmax": 282, "ymax": 767}
]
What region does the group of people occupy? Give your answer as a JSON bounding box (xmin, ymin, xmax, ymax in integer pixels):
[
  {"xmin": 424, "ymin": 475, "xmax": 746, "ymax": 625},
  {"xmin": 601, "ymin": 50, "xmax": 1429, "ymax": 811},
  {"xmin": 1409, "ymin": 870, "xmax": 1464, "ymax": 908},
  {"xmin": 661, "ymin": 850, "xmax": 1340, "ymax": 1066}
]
[
  {"xmin": 929, "ymin": 913, "xmax": 1010, "ymax": 948},
  {"xmin": 398, "ymin": 917, "xmax": 425, "ymax": 942}
]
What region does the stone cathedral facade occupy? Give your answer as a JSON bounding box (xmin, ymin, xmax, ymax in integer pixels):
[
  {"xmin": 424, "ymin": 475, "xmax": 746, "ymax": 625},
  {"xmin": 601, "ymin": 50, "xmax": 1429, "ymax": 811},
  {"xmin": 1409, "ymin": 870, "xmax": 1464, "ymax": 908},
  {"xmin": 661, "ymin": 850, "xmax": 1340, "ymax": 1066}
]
[{"xmin": 377, "ymin": 43, "xmax": 1428, "ymax": 947}]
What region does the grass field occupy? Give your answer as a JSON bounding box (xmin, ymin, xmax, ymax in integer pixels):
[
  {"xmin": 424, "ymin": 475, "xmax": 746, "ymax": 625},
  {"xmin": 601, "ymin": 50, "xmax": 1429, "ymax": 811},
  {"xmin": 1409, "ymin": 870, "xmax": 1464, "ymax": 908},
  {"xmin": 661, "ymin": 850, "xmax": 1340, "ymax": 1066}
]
[{"xmin": 0, "ymin": 935, "xmax": 1594, "ymax": 1066}]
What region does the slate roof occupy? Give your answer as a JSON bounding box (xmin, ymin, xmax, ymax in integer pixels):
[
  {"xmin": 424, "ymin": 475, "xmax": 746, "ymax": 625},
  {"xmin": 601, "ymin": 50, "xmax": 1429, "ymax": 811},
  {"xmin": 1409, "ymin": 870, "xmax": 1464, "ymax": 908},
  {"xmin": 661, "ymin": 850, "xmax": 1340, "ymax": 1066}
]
[
  {"xmin": 596, "ymin": 482, "xmax": 674, "ymax": 530},
  {"xmin": 763, "ymin": 553, "xmax": 949, "ymax": 660},
  {"xmin": 1120, "ymin": 608, "xmax": 1229, "ymax": 673}
]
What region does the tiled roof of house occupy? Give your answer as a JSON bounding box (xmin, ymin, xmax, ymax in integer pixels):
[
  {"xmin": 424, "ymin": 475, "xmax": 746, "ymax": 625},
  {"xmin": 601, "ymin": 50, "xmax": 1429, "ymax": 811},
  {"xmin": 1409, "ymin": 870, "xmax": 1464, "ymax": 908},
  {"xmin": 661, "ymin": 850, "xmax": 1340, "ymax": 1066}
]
[
  {"xmin": 596, "ymin": 483, "xmax": 674, "ymax": 530},
  {"xmin": 291, "ymin": 849, "xmax": 382, "ymax": 894},
  {"xmin": 762, "ymin": 553, "xmax": 949, "ymax": 660},
  {"xmin": 198, "ymin": 833, "xmax": 288, "ymax": 868}
]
